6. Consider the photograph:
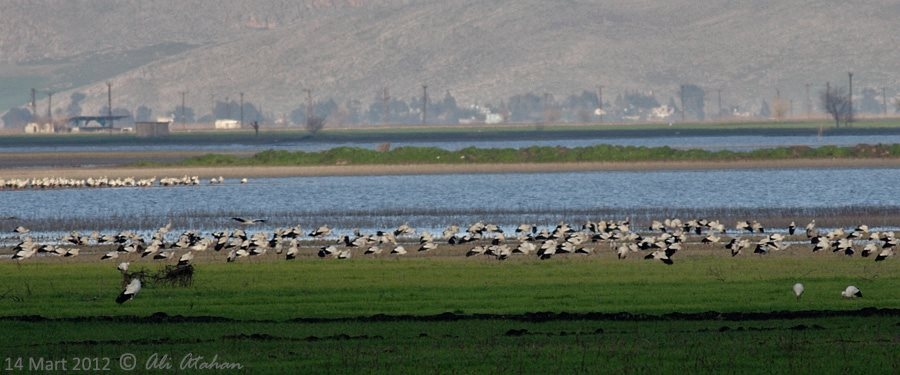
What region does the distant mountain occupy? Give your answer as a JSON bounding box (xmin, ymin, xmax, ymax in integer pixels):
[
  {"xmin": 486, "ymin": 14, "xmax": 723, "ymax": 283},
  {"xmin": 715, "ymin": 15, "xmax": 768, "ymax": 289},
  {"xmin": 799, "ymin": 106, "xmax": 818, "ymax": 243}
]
[{"xmin": 2, "ymin": 0, "xmax": 899, "ymax": 126}]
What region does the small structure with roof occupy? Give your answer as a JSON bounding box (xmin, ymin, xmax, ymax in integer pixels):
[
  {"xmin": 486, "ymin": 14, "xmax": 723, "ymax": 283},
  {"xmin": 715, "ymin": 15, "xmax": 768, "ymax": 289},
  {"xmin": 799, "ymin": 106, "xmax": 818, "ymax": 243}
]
[{"xmin": 134, "ymin": 121, "xmax": 170, "ymax": 137}]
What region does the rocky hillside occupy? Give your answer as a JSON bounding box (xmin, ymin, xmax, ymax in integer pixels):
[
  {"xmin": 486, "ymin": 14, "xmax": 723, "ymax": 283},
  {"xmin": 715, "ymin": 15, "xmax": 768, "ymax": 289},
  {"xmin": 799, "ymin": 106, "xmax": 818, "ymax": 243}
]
[{"xmin": 2, "ymin": 0, "xmax": 899, "ymax": 123}]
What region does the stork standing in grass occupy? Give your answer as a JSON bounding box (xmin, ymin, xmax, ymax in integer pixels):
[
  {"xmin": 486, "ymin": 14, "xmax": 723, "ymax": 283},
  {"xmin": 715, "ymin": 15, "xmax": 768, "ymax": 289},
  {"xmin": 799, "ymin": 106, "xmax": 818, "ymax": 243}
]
[
  {"xmin": 644, "ymin": 250, "xmax": 674, "ymax": 265},
  {"xmin": 841, "ymin": 285, "xmax": 862, "ymax": 298},
  {"xmin": 177, "ymin": 251, "xmax": 194, "ymax": 266},
  {"xmin": 792, "ymin": 283, "xmax": 804, "ymax": 300},
  {"xmin": 116, "ymin": 278, "xmax": 141, "ymax": 304}
]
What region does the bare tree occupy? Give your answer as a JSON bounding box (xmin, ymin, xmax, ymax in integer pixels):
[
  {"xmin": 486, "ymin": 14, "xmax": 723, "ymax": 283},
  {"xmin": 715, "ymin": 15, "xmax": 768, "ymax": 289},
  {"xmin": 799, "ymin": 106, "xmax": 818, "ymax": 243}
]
[
  {"xmin": 821, "ymin": 85, "xmax": 851, "ymax": 128},
  {"xmin": 772, "ymin": 98, "xmax": 789, "ymax": 121},
  {"xmin": 304, "ymin": 87, "xmax": 325, "ymax": 135},
  {"xmin": 306, "ymin": 115, "xmax": 325, "ymax": 135}
]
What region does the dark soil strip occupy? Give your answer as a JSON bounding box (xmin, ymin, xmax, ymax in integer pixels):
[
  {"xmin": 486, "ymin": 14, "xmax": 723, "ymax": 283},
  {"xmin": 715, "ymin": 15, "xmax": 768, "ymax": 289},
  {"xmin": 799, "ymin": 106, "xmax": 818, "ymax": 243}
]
[{"xmin": 3, "ymin": 308, "xmax": 898, "ymax": 325}]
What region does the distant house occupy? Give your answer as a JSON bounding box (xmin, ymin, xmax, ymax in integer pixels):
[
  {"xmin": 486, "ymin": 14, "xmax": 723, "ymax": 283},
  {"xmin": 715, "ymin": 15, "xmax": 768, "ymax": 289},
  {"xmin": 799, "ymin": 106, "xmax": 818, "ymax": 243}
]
[
  {"xmin": 134, "ymin": 121, "xmax": 170, "ymax": 137},
  {"xmin": 24, "ymin": 122, "xmax": 54, "ymax": 134},
  {"xmin": 214, "ymin": 119, "xmax": 240, "ymax": 129},
  {"xmin": 650, "ymin": 105, "xmax": 675, "ymax": 119},
  {"xmin": 485, "ymin": 113, "xmax": 503, "ymax": 124}
]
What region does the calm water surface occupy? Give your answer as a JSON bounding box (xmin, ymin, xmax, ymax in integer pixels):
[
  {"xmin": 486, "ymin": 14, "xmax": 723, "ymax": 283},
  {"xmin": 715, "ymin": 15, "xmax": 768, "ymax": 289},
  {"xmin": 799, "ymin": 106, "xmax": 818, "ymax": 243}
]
[
  {"xmin": 5, "ymin": 134, "xmax": 900, "ymax": 153},
  {"xmin": 3, "ymin": 168, "xmax": 898, "ymax": 240}
]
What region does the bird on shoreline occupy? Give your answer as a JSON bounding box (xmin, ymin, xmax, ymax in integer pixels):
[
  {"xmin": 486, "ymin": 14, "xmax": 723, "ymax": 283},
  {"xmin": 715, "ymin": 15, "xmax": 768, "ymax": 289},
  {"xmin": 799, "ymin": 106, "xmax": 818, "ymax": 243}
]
[{"xmin": 309, "ymin": 225, "xmax": 332, "ymax": 238}]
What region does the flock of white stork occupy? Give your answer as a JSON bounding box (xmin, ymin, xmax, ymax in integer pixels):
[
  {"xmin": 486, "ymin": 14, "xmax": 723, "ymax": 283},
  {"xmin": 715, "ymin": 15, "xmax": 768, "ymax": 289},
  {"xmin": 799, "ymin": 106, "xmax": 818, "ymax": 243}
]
[
  {"xmin": 0, "ymin": 175, "xmax": 247, "ymax": 189},
  {"xmin": 6, "ymin": 217, "xmax": 894, "ymax": 303},
  {"xmin": 6, "ymin": 217, "xmax": 896, "ymax": 264}
]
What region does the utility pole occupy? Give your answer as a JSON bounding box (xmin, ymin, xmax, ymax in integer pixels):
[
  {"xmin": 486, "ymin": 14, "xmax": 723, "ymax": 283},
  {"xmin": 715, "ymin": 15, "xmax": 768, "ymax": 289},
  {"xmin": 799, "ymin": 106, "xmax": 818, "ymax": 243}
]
[
  {"xmin": 679, "ymin": 84, "xmax": 685, "ymax": 122},
  {"xmin": 107, "ymin": 81, "xmax": 113, "ymax": 132},
  {"xmin": 47, "ymin": 91, "xmax": 53, "ymax": 122},
  {"xmin": 179, "ymin": 91, "xmax": 187, "ymax": 130},
  {"xmin": 239, "ymin": 92, "xmax": 244, "ymax": 128},
  {"xmin": 883, "ymin": 87, "xmax": 888, "ymax": 117},
  {"xmin": 826, "ymin": 81, "xmax": 834, "ymax": 128},
  {"xmin": 30, "ymin": 88, "xmax": 36, "ymax": 119},
  {"xmin": 847, "ymin": 71, "xmax": 853, "ymax": 125},
  {"xmin": 597, "ymin": 85, "xmax": 603, "ymax": 122},
  {"xmin": 382, "ymin": 87, "xmax": 390, "ymax": 125},
  {"xmin": 421, "ymin": 85, "xmax": 428, "ymax": 125},
  {"xmin": 717, "ymin": 89, "xmax": 722, "ymax": 119},
  {"xmin": 210, "ymin": 93, "xmax": 216, "ymax": 121},
  {"xmin": 805, "ymin": 83, "xmax": 811, "ymax": 119}
]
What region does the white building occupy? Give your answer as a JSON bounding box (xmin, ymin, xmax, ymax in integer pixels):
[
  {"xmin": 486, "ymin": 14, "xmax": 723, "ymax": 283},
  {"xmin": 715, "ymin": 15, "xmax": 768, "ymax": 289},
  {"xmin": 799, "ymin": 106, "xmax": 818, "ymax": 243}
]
[
  {"xmin": 214, "ymin": 119, "xmax": 240, "ymax": 129},
  {"xmin": 24, "ymin": 122, "xmax": 54, "ymax": 134}
]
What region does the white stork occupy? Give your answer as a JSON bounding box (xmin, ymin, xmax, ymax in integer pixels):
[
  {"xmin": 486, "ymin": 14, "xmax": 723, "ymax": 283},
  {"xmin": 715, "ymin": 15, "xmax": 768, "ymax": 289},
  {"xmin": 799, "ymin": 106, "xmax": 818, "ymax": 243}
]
[
  {"xmin": 177, "ymin": 251, "xmax": 194, "ymax": 266},
  {"xmin": 841, "ymin": 285, "xmax": 862, "ymax": 298},
  {"xmin": 875, "ymin": 247, "xmax": 894, "ymax": 262},
  {"xmin": 644, "ymin": 250, "xmax": 673, "ymax": 265},
  {"xmin": 232, "ymin": 217, "xmax": 266, "ymax": 225},
  {"xmin": 116, "ymin": 278, "xmax": 142, "ymax": 304},
  {"xmin": 792, "ymin": 283, "xmax": 804, "ymax": 300}
]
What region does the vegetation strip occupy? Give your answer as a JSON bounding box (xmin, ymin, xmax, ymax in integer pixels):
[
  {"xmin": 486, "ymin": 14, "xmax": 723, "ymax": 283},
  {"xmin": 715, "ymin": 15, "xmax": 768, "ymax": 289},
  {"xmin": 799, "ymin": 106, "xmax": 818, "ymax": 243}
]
[{"xmin": 167, "ymin": 143, "xmax": 900, "ymax": 167}]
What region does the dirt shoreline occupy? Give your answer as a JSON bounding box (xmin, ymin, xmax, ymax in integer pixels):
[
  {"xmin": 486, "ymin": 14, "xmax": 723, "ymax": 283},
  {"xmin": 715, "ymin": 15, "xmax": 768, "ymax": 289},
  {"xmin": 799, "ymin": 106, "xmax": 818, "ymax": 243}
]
[{"xmin": 3, "ymin": 158, "xmax": 900, "ymax": 179}]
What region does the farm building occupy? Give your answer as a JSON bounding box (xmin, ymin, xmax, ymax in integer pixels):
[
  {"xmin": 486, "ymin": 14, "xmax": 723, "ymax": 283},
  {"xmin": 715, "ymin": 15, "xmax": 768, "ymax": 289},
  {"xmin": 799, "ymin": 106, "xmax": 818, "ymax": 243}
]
[
  {"xmin": 215, "ymin": 119, "xmax": 240, "ymax": 129},
  {"xmin": 23, "ymin": 122, "xmax": 54, "ymax": 134},
  {"xmin": 134, "ymin": 121, "xmax": 170, "ymax": 137}
]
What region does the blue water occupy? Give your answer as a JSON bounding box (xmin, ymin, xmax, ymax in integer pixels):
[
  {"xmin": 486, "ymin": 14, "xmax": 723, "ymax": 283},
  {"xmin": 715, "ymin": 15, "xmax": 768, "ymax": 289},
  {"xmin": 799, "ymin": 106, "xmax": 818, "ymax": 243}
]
[
  {"xmin": 3, "ymin": 168, "xmax": 898, "ymax": 241},
  {"xmin": 5, "ymin": 134, "xmax": 900, "ymax": 153}
]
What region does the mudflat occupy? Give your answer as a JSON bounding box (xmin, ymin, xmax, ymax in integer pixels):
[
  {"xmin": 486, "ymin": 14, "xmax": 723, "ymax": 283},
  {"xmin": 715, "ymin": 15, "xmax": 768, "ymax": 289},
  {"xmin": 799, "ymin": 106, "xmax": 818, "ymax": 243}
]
[{"xmin": 2, "ymin": 150, "xmax": 900, "ymax": 179}]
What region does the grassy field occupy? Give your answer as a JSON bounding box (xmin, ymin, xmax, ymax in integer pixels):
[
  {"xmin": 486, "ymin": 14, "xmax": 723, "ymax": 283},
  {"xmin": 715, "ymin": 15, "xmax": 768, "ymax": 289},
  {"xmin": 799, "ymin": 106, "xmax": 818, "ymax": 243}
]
[
  {"xmin": 1, "ymin": 250, "xmax": 898, "ymax": 373},
  {"xmin": 3, "ymin": 120, "xmax": 900, "ymax": 373}
]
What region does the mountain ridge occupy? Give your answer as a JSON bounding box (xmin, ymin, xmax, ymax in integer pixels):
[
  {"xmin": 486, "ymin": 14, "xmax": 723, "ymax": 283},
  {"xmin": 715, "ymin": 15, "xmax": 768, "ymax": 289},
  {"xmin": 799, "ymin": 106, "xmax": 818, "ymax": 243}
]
[{"xmin": 2, "ymin": 0, "xmax": 898, "ymax": 124}]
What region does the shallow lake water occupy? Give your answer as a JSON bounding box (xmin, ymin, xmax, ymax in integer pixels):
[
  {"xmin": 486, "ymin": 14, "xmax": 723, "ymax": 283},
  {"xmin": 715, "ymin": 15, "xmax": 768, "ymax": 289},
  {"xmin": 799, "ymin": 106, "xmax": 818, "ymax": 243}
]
[
  {"xmin": 3, "ymin": 167, "xmax": 899, "ymax": 243},
  {"xmin": 5, "ymin": 134, "xmax": 900, "ymax": 153}
]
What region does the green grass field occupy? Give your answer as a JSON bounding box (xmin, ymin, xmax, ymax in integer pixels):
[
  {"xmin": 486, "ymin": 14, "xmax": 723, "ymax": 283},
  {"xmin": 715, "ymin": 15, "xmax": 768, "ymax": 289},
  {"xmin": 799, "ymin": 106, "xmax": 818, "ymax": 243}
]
[{"xmin": 1, "ymin": 251, "xmax": 898, "ymax": 373}]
